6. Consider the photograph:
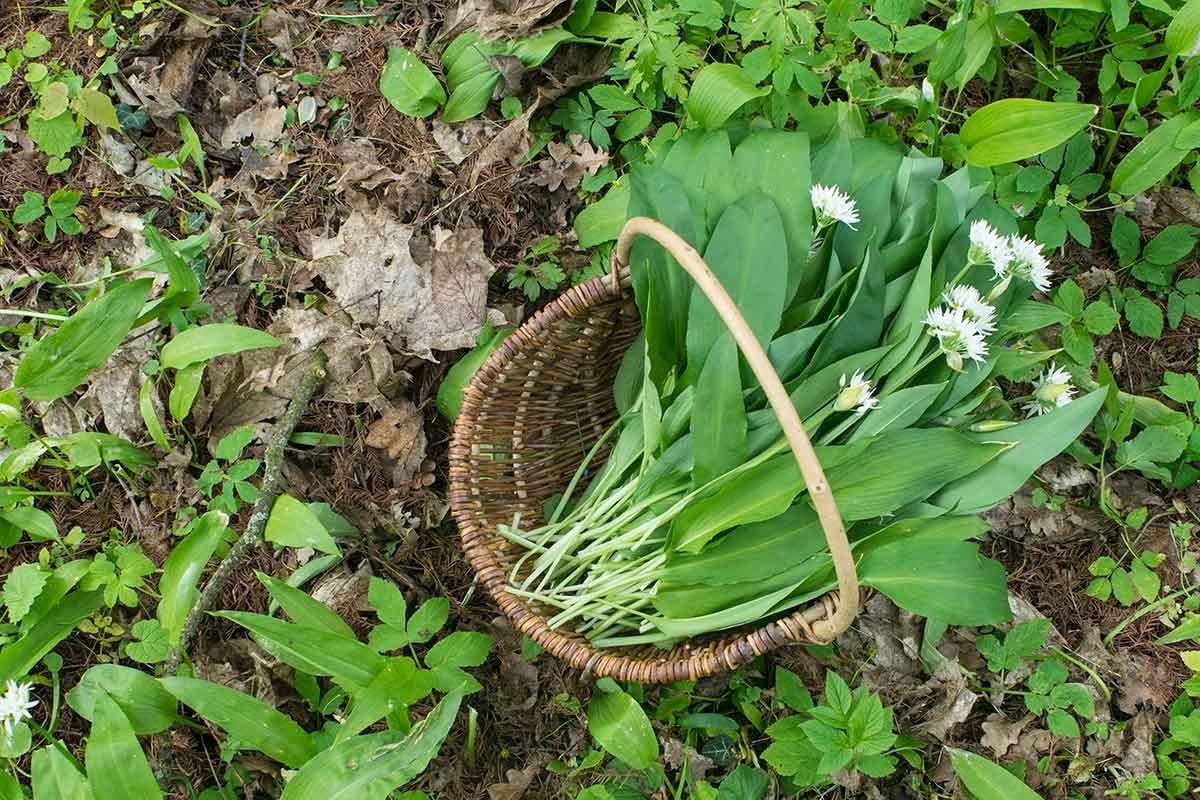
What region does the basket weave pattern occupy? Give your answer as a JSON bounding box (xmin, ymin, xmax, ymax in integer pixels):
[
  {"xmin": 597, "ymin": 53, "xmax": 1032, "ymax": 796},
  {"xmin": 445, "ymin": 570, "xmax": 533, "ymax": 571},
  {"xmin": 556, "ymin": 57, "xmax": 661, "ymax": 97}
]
[{"xmin": 450, "ymin": 268, "xmax": 850, "ymax": 682}]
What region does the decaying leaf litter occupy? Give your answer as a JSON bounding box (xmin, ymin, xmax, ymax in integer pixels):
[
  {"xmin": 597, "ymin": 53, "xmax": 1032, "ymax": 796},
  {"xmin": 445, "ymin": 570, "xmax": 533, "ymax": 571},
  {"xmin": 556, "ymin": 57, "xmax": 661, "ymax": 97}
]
[{"xmin": 1, "ymin": 1, "xmax": 1199, "ymax": 798}]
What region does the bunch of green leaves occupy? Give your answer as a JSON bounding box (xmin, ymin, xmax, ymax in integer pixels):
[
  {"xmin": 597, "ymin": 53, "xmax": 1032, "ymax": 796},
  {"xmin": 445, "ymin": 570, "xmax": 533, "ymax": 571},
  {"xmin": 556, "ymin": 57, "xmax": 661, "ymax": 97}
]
[
  {"xmin": 2, "ymin": 568, "xmax": 487, "ymax": 798},
  {"xmin": 508, "ymin": 235, "xmax": 566, "ymax": 300},
  {"xmin": 504, "ymin": 120, "xmax": 1105, "ymax": 646},
  {"xmin": 977, "ymin": 619, "xmax": 1095, "ymax": 738},
  {"xmin": 1086, "ymin": 551, "xmax": 1164, "ymax": 607},
  {"xmin": 11, "ymin": 188, "xmax": 82, "ymax": 242},
  {"xmin": 196, "ymin": 426, "xmax": 262, "ymax": 514},
  {"xmin": 763, "ymin": 670, "xmax": 905, "ymax": 788}
]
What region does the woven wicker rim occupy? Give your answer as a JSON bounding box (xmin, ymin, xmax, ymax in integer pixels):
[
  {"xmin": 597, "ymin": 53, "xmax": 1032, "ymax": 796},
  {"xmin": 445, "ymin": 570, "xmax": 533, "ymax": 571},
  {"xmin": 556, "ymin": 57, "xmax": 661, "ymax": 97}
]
[{"xmin": 449, "ymin": 217, "xmax": 860, "ymax": 683}]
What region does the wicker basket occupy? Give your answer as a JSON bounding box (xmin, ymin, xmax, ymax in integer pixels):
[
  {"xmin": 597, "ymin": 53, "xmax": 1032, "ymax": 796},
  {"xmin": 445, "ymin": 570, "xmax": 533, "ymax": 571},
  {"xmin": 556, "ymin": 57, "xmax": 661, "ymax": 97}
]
[{"xmin": 449, "ymin": 217, "xmax": 861, "ymax": 683}]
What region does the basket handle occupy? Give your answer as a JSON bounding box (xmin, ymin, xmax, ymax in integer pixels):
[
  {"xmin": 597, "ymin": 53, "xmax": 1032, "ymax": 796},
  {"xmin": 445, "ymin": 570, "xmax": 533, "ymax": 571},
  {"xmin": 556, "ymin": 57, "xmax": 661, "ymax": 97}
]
[{"xmin": 611, "ymin": 216, "xmax": 859, "ymax": 641}]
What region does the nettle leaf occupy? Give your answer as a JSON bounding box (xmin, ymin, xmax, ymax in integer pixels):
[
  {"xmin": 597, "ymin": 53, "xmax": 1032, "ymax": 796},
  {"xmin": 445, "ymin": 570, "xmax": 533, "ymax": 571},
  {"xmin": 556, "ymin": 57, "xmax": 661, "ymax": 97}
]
[
  {"xmin": 3, "ymin": 562, "xmax": 49, "ymax": 624},
  {"xmin": 1110, "ymin": 214, "xmax": 1140, "ymax": 266},
  {"xmin": 1117, "ymin": 425, "xmax": 1187, "ymax": 468},
  {"xmin": 1161, "ymin": 372, "xmax": 1200, "ymax": 405},
  {"xmin": 1143, "ymin": 224, "xmax": 1199, "ymax": 265},
  {"xmin": 1123, "ymin": 294, "xmax": 1163, "ymax": 339},
  {"xmin": 960, "ymin": 99, "xmax": 1097, "ymax": 166},
  {"xmin": 1082, "ymin": 301, "xmax": 1119, "ymax": 335},
  {"xmin": 379, "ymin": 47, "xmax": 445, "ymax": 118}
]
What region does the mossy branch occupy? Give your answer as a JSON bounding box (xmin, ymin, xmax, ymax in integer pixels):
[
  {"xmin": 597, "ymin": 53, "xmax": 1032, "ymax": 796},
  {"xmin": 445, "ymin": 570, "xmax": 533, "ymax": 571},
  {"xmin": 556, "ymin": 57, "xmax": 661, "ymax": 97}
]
[{"xmin": 165, "ymin": 350, "xmax": 328, "ymax": 674}]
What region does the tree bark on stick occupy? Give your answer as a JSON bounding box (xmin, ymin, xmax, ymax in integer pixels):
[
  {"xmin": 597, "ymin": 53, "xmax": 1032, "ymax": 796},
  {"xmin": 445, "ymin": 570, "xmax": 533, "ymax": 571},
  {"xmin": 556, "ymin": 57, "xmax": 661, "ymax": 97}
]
[{"xmin": 165, "ymin": 350, "xmax": 328, "ymax": 674}]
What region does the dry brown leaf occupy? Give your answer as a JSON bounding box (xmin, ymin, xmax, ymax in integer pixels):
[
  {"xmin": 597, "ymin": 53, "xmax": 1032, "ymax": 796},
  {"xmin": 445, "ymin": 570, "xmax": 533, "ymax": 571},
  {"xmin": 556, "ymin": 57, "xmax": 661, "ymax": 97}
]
[
  {"xmin": 80, "ymin": 340, "xmax": 154, "ymax": 443},
  {"xmin": 433, "ymin": 119, "xmax": 489, "ymax": 165},
  {"xmin": 221, "ymin": 99, "xmax": 287, "ymax": 149},
  {"xmin": 262, "ymin": 9, "xmax": 302, "ymax": 64},
  {"xmin": 980, "ymin": 712, "xmax": 1029, "ymax": 759},
  {"xmin": 486, "ymin": 766, "xmax": 538, "ymax": 800},
  {"xmin": 919, "ymin": 672, "xmax": 978, "ymax": 742},
  {"xmin": 366, "ymin": 400, "xmax": 428, "ymax": 482},
  {"xmin": 441, "ymin": 0, "xmax": 575, "ymax": 42},
  {"xmin": 307, "ymin": 207, "xmax": 495, "ymax": 358},
  {"xmin": 532, "ymin": 134, "xmax": 608, "ymax": 192},
  {"xmin": 99, "ymin": 131, "xmax": 135, "ymax": 176},
  {"xmin": 471, "ymin": 104, "xmax": 537, "ymax": 184}
]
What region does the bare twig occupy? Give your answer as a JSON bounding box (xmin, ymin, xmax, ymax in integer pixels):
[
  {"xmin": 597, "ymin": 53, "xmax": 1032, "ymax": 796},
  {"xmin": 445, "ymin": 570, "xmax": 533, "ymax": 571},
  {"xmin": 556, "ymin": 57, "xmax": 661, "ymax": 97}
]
[{"xmin": 164, "ymin": 350, "xmax": 328, "ymax": 674}]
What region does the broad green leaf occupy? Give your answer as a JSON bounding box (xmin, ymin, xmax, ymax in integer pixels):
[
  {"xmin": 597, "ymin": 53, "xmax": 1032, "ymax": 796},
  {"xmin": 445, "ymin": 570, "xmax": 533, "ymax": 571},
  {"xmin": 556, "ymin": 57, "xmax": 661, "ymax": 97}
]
[
  {"xmin": 436, "ymin": 326, "xmax": 512, "ymax": 422},
  {"xmin": 949, "ymin": 748, "xmax": 1040, "ymax": 800},
  {"xmin": 859, "ymin": 535, "xmax": 1010, "ymax": 625},
  {"xmin": 144, "ymin": 225, "xmax": 200, "ymax": 308},
  {"xmin": 0, "ymin": 507, "xmax": 58, "ymax": 541},
  {"xmin": 279, "ymin": 692, "xmax": 462, "ymax": 800},
  {"xmin": 1165, "ymin": 0, "xmax": 1200, "ymax": 57},
  {"xmin": 138, "ymin": 380, "xmax": 169, "ymax": 451},
  {"xmin": 1124, "ymin": 294, "xmax": 1163, "ymax": 339},
  {"xmin": 1001, "ymin": 300, "xmax": 1075, "ymax": 333},
  {"xmin": 933, "ymin": 388, "xmax": 1105, "ymax": 513},
  {"xmin": 256, "ymin": 571, "xmax": 356, "ymax": 639},
  {"xmin": 85, "ymin": 691, "xmax": 163, "ymax": 800},
  {"xmin": 265, "ymin": 494, "xmax": 340, "ymax": 555},
  {"xmin": 215, "ymin": 611, "xmax": 384, "ymax": 688},
  {"xmin": 995, "ymin": 0, "xmax": 1104, "ymax": 9},
  {"xmin": 66, "ymin": 665, "xmax": 177, "ymax": 735},
  {"xmin": 161, "ymin": 677, "xmax": 317, "ymax": 768},
  {"xmin": 0, "ymin": 591, "xmax": 102, "ymax": 683},
  {"xmin": 1158, "ymin": 615, "xmax": 1200, "ymax": 645},
  {"xmin": 852, "ymin": 383, "xmax": 945, "ymax": 440},
  {"xmin": 0, "ymin": 772, "xmax": 19, "ymax": 800},
  {"xmin": 960, "ymin": 100, "xmax": 1097, "ymax": 167},
  {"xmin": 14, "ymin": 279, "xmax": 152, "ymax": 402},
  {"xmin": 32, "ymin": 746, "xmax": 93, "ymax": 800},
  {"xmin": 72, "ymin": 87, "xmax": 120, "ymax": 130},
  {"xmin": 441, "ymin": 33, "xmax": 501, "ymax": 123},
  {"xmin": 368, "ymin": 576, "xmax": 409, "ymax": 630},
  {"xmin": 575, "ymin": 180, "xmax": 630, "ymax": 248},
  {"xmin": 158, "ymin": 510, "xmax": 228, "ymax": 644},
  {"xmin": 160, "ymin": 324, "xmax": 281, "ymax": 369},
  {"xmin": 379, "ymin": 47, "xmax": 445, "ymax": 118},
  {"xmin": 731, "ymin": 130, "xmax": 813, "ymax": 301},
  {"xmin": 692, "ymin": 336, "xmax": 746, "ymax": 487},
  {"xmin": 716, "ymin": 765, "xmax": 769, "ymax": 799},
  {"xmin": 168, "ymin": 362, "xmax": 204, "ymax": 421},
  {"xmin": 1111, "ymin": 112, "xmax": 1200, "ymax": 196},
  {"xmin": 588, "ymin": 686, "xmax": 659, "ymax": 769},
  {"xmin": 687, "ymin": 64, "xmax": 768, "ymax": 130}
]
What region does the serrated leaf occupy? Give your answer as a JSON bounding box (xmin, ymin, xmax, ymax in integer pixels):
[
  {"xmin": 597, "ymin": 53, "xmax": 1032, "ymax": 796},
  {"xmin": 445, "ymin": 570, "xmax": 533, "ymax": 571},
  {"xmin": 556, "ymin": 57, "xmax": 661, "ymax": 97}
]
[
  {"xmin": 1123, "ymin": 294, "xmax": 1163, "ymax": 339},
  {"xmin": 1082, "ymin": 301, "xmax": 1119, "ymax": 335},
  {"xmin": 3, "ymin": 563, "xmax": 48, "ymax": 624}
]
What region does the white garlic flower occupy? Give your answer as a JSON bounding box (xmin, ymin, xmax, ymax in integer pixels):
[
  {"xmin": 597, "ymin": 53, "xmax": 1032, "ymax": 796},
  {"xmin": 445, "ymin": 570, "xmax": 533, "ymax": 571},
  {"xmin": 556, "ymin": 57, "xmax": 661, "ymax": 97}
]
[
  {"xmin": 1005, "ymin": 235, "xmax": 1053, "ymax": 293},
  {"xmin": 811, "ymin": 184, "xmax": 860, "ymax": 230},
  {"xmin": 943, "ymin": 284, "xmax": 997, "ymax": 334},
  {"xmin": 968, "ymin": 220, "xmax": 1012, "ymax": 272},
  {"xmin": 1023, "ymin": 362, "xmax": 1076, "ymax": 417},
  {"xmin": 924, "ymin": 306, "xmax": 989, "ymax": 371},
  {"xmin": 0, "ymin": 680, "xmax": 36, "ymax": 738},
  {"xmin": 835, "ymin": 371, "xmax": 880, "ymax": 416}
]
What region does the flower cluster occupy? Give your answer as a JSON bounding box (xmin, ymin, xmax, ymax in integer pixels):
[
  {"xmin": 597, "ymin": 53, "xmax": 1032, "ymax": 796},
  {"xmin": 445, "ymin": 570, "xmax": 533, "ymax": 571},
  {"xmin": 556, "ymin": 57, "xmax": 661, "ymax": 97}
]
[
  {"xmin": 835, "ymin": 371, "xmax": 880, "ymax": 416},
  {"xmin": 1023, "ymin": 362, "xmax": 1076, "ymax": 417},
  {"xmin": 0, "ymin": 680, "xmax": 36, "ymax": 738},
  {"xmin": 811, "ymin": 184, "xmax": 860, "ymax": 230},
  {"xmin": 968, "ymin": 220, "xmax": 1053, "ymax": 295},
  {"xmin": 924, "ymin": 283, "xmax": 998, "ymax": 372}
]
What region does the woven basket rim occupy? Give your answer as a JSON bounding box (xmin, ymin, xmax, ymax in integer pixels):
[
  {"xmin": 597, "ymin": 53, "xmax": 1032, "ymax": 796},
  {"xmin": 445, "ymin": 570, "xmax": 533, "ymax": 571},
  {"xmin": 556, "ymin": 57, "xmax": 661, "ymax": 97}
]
[{"xmin": 448, "ymin": 270, "xmax": 844, "ymax": 683}]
